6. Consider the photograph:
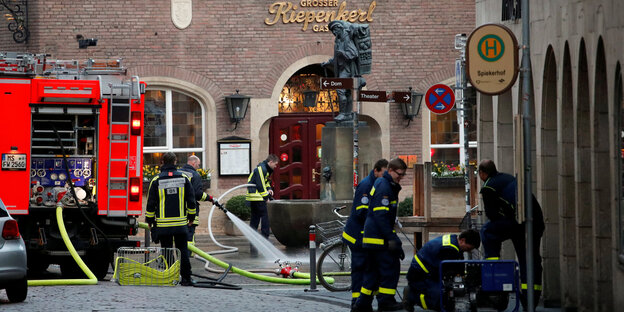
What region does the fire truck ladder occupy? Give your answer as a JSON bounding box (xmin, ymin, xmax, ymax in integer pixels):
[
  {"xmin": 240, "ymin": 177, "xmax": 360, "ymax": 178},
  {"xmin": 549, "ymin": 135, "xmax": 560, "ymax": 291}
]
[{"xmin": 106, "ymin": 79, "xmax": 138, "ymax": 217}]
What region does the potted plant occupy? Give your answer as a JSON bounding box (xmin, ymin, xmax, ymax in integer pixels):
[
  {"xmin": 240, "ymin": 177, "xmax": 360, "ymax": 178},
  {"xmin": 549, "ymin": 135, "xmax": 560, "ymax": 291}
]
[
  {"xmin": 197, "ymin": 168, "xmax": 212, "ymax": 189},
  {"xmin": 142, "ymin": 165, "xmax": 160, "ymax": 194},
  {"xmin": 223, "ymin": 195, "xmax": 250, "ymax": 236},
  {"xmin": 431, "ymin": 161, "xmax": 465, "ymax": 188},
  {"xmin": 398, "ymin": 196, "xmax": 413, "ymax": 217}
]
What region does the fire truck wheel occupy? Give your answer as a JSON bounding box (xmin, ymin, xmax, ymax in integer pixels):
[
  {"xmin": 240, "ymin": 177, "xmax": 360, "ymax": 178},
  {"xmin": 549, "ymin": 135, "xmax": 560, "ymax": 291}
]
[
  {"xmin": 86, "ymin": 249, "xmax": 112, "ymax": 281},
  {"xmin": 60, "ymin": 258, "xmax": 86, "ymax": 278}
]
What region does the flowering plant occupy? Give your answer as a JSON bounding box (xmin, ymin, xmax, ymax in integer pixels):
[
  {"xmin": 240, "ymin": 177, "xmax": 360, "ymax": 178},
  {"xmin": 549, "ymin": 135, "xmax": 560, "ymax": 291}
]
[
  {"xmin": 431, "ymin": 161, "xmax": 464, "ymax": 178},
  {"xmin": 142, "ymin": 165, "xmax": 212, "ymax": 181},
  {"xmin": 197, "ymin": 168, "xmax": 212, "ymax": 180},
  {"xmin": 143, "ymin": 165, "xmax": 160, "ymax": 182}
]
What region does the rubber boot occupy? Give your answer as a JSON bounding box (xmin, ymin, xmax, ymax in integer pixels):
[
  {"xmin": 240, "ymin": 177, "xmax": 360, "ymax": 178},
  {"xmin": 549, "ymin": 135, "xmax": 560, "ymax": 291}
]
[
  {"xmin": 402, "ymin": 286, "xmax": 415, "ymax": 312},
  {"xmin": 377, "ymin": 301, "xmax": 404, "ymax": 311},
  {"xmin": 520, "ymin": 290, "xmax": 540, "ymax": 311}
]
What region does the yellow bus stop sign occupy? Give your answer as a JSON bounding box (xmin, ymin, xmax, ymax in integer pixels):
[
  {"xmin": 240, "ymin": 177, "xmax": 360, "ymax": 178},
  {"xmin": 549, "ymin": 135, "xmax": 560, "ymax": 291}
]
[{"xmin": 466, "ymin": 24, "xmax": 518, "ymax": 95}]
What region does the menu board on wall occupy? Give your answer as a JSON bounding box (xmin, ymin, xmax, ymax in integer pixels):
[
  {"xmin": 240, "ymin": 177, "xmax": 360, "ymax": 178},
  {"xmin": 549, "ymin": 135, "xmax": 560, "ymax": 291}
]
[{"xmin": 218, "ymin": 138, "xmax": 251, "ymax": 176}]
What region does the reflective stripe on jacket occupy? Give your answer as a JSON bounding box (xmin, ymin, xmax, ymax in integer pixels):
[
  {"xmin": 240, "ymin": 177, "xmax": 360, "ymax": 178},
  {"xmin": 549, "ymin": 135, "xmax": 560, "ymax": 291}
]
[
  {"xmin": 342, "ymin": 169, "xmax": 377, "ymax": 247},
  {"xmin": 361, "ymin": 171, "xmax": 401, "ymax": 249},
  {"xmin": 145, "ymin": 165, "xmax": 196, "ymax": 227},
  {"xmin": 246, "ymin": 161, "xmax": 273, "ymax": 202},
  {"xmin": 180, "ymin": 164, "xmax": 211, "ymax": 224},
  {"xmin": 409, "ymin": 234, "xmax": 462, "ymax": 278}
]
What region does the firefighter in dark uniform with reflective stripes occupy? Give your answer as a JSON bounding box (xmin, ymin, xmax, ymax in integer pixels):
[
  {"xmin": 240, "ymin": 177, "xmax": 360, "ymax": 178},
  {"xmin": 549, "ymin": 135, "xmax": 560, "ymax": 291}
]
[
  {"xmin": 478, "ymin": 159, "xmax": 545, "ymax": 309},
  {"xmin": 353, "ymin": 158, "xmax": 407, "ymax": 312},
  {"xmin": 402, "ymin": 230, "xmax": 480, "ymax": 312},
  {"xmin": 180, "ymin": 155, "xmax": 217, "ymax": 250},
  {"xmin": 145, "ymin": 152, "xmax": 197, "ymax": 286},
  {"xmin": 246, "ymin": 154, "xmax": 279, "ymax": 241},
  {"xmin": 342, "ymin": 159, "xmax": 388, "ymax": 309}
]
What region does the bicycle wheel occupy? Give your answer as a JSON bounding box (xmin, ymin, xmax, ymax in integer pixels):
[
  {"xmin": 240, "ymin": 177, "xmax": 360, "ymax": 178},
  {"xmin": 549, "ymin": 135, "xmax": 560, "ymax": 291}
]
[{"xmin": 316, "ymin": 241, "xmax": 351, "ymax": 291}]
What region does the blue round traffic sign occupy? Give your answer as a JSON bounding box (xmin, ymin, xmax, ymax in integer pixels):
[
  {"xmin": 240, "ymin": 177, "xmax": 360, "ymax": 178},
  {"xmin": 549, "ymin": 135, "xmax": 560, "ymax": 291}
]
[{"xmin": 425, "ymin": 84, "xmax": 455, "ymax": 114}]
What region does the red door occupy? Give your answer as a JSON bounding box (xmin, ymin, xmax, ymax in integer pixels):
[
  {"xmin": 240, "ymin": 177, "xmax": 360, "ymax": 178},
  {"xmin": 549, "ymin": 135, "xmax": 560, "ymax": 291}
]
[{"xmin": 270, "ymin": 114, "xmax": 332, "ymax": 199}]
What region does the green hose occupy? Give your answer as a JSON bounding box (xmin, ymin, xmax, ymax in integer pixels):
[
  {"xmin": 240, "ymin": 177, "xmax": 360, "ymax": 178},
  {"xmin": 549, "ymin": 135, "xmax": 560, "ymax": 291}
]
[
  {"xmin": 139, "ymin": 222, "xmax": 332, "ymax": 285},
  {"xmin": 28, "ymin": 206, "xmax": 98, "ymax": 286}
]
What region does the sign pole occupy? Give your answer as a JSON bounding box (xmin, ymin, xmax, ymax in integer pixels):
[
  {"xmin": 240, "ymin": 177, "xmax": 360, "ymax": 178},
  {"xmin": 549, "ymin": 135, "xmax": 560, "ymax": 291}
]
[
  {"xmin": 352, "ymin": 78, "xmax": 360, "ymax": 194},
  {"xmin": 521, "ymin": 0, "xmax": 535, "ymax": 309},
  {"xmin": 455, "ymin": 34, "xmax": 471, "ymax": 228}
]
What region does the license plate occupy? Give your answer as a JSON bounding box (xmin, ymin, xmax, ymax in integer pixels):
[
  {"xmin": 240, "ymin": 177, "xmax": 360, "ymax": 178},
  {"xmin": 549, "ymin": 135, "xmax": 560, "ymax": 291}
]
[{"xmin": 2, "ymin": 153, "xmax": 27, "ymax": 170}]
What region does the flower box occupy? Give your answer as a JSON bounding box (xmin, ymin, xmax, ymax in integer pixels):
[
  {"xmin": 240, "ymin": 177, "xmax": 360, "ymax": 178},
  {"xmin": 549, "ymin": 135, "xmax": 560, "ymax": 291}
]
[
  {"xmin": 432, "ymin": 176, "xmax": 464, "ymax": 188},
  {"xmin": 202, "ymin": 179, "xmax": 211, "ymax": 190}
]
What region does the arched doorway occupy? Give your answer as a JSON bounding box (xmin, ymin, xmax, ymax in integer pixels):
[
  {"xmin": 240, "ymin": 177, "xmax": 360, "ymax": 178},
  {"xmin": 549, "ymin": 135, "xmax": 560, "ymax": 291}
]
[{"xmin": 269, "ymin": 64, "xmax": 338, "ymax": 199}]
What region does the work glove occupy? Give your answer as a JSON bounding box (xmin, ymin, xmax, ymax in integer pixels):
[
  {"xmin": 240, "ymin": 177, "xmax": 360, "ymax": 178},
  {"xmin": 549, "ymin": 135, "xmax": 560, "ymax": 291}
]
[
  {"xmin": 387, "ymin": 238, "xmax": 402, "ymax": 251},
  {"xmin": 388, "ymin": 238, "xmax": 404, "ymax": 260}
]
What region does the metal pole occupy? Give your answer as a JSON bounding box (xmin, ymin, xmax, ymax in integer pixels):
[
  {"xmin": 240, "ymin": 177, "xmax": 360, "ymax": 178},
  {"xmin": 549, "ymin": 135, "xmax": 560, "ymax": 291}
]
[
  {"xmin": 305, "ymin": 225, "xmax": 318, "ymax": 292},
  {"xmin": 352, "ymin": 78, "xmax": 360, "ymax": 194},
  {"xmin": 455, "ymin": 34, "xmax": 471, "ymax": 228},
  {"xmin": 521, "ymin": 0, "xmax": 535, "ymax": 310}
]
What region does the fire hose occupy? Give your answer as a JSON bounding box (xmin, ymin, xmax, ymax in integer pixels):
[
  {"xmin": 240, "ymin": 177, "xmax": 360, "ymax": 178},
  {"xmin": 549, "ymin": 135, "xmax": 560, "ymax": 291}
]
[
  {"xmin": 138, "ymin": 222, "xmax": 330, "ymax": 285},
  {"xmin": 28, "ymin": 206, "xmax": 98, "ymax": 286}
]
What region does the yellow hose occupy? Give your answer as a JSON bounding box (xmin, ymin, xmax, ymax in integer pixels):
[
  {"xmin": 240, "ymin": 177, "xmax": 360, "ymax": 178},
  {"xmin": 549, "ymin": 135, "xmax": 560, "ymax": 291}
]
[
  {"xmin": 28, "ymin": 206, "xmax": 98, "ymax": 286},
  {"xmin": 138, "ymin": 222, "xmax": 333, "ymax": 285}
]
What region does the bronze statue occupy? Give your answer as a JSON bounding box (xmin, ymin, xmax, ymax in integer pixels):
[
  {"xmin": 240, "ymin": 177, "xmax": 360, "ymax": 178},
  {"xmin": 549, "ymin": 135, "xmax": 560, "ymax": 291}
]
[{"xmin": 323, "ymin": 20, "xmax": 371, "ymax": 122}]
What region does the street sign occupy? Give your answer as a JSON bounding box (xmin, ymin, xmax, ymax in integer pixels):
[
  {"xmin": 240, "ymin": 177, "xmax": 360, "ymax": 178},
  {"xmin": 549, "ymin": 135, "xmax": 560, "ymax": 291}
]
[
  {"xmin": 391, "ymin": 91, "xmax": 411, "ymax": 104},
  {"xmin": 319, "ymin": 77, "xmax": 353, "ymax": 90},
  {"xmin": 425, "ymin": 84, "xmax": 455, "ymax": 114},
  {"xmin": 466, "ymin": 23, "xmax": 518, "ymax": 95},
  {"xmin": 358, "ymin": 90, "xmax": 387, "ymax": 102}
]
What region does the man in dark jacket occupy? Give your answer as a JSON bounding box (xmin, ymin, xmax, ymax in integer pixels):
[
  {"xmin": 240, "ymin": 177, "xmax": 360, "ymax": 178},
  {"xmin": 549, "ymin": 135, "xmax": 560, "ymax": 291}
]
[
  {"xmin": 145, "ymin": 152, "xmax": 197, "ymax": 286},
  {"xmin": 342, "ymin": 158, "xmax": 388, "ymax": 309},
  {"xmin": 353, "ymin": 158, "xmax": 408, "ymax": 312},
  {"xmin": 402, "ymin": 230, "xmax": 481, "ymax": 312},
  {"xmin": 478, "ymin": 159, "xmax": 545, "ymax": 309},
  {"xmin": 246, "ymin": 154, "xmax": 279, "ymax": 240},
  {"xmin": 180, "ymin": 155, "xmax": 217, "ymax": 249}
]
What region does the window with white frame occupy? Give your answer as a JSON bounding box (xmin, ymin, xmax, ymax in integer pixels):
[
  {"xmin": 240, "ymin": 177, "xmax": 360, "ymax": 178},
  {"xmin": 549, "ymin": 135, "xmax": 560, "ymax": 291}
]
[
  {"xmin": 430, "ymin": 86, "xmax": 477, "ymax": 167},
  {"xmin": 143, "ymin": 89, "xmax": 204, "ymax": 167}
]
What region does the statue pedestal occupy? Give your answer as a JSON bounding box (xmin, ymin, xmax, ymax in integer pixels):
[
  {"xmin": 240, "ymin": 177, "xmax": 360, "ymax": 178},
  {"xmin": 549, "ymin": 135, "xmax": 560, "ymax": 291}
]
[{"xmin": 320, "ymin": 121, "xmax": 381, "ymax": 200}]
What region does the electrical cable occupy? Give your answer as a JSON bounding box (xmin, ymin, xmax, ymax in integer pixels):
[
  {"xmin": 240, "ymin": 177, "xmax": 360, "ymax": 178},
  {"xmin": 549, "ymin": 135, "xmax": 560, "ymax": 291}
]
[{"xmin": 52, "ymin": 125, "xmax": 113, "ymax": 278}]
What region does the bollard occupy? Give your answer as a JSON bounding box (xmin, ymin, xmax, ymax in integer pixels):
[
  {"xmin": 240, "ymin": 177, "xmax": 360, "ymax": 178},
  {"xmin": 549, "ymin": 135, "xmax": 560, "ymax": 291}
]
[{"xmin": 305, "ymin": 225, "xmax": 318, "ymax": 292}]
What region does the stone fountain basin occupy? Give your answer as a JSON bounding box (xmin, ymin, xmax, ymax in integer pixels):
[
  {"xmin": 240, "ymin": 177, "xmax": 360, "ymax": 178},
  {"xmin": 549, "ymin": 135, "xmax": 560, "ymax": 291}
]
[{"xmin": 267, "ymin": 199, "xmax": 352, "ymax": 248}]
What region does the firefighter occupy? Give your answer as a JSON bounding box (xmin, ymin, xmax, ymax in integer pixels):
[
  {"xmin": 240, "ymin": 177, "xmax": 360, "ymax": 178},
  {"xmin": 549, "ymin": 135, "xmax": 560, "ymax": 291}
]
[
  {"xmin": 402, "ymin": 230, "xmax": 481, "ymax": 312},
  {"xmin": 180, "ymin": 155, "xmax": 218, "ymax": 251},
  {"xmin": 477, "ymin": 159, "xmax": 545, "ymax": 309},
  {"xmin": 342, "ymin": 158, "xmax": 388, "ymax": 309},
  {"xmin": 353, "ymin": 158, "xmax": 408, "ymax": 312},
  {"xmin": 145, "ymin": 152, "xmax": 197, "ymax": 286},
  {"xmin": 246, "ymin": 154, "xmax": 278, "ymax": 254}
]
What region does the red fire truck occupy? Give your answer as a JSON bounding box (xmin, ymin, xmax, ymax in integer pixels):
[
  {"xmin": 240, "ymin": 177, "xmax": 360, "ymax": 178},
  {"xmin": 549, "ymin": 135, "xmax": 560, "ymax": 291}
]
[{"xmin": 0, "ymin": 52, "xmax": 144, "ymax": 279}]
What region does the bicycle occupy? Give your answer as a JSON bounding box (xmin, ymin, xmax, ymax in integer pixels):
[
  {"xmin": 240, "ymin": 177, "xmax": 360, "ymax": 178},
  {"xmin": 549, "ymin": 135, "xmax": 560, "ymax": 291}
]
[{"xmin": 315, "ymin": 206, "xmax": 351, "ymax": 292}]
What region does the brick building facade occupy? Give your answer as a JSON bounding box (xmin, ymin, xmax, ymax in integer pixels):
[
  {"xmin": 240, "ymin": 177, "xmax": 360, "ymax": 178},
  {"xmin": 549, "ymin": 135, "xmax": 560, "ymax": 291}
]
[{"xmin": 0, "ymin": 0, "xmax": 475, "ymax": 200}]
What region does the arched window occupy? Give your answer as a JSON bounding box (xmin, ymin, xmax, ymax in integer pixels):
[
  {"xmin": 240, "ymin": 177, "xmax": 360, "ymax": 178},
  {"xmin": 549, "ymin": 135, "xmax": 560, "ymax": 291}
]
[{"xmin": 143, "ymin": 89, "xmax": 204, "ymax": 167}]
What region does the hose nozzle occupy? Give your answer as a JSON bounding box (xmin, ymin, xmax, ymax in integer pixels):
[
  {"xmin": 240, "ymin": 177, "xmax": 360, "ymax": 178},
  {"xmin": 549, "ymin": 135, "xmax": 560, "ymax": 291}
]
[{"xmin": 214, "ymin": 201, "xmax": 228, "ymax": 213}]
